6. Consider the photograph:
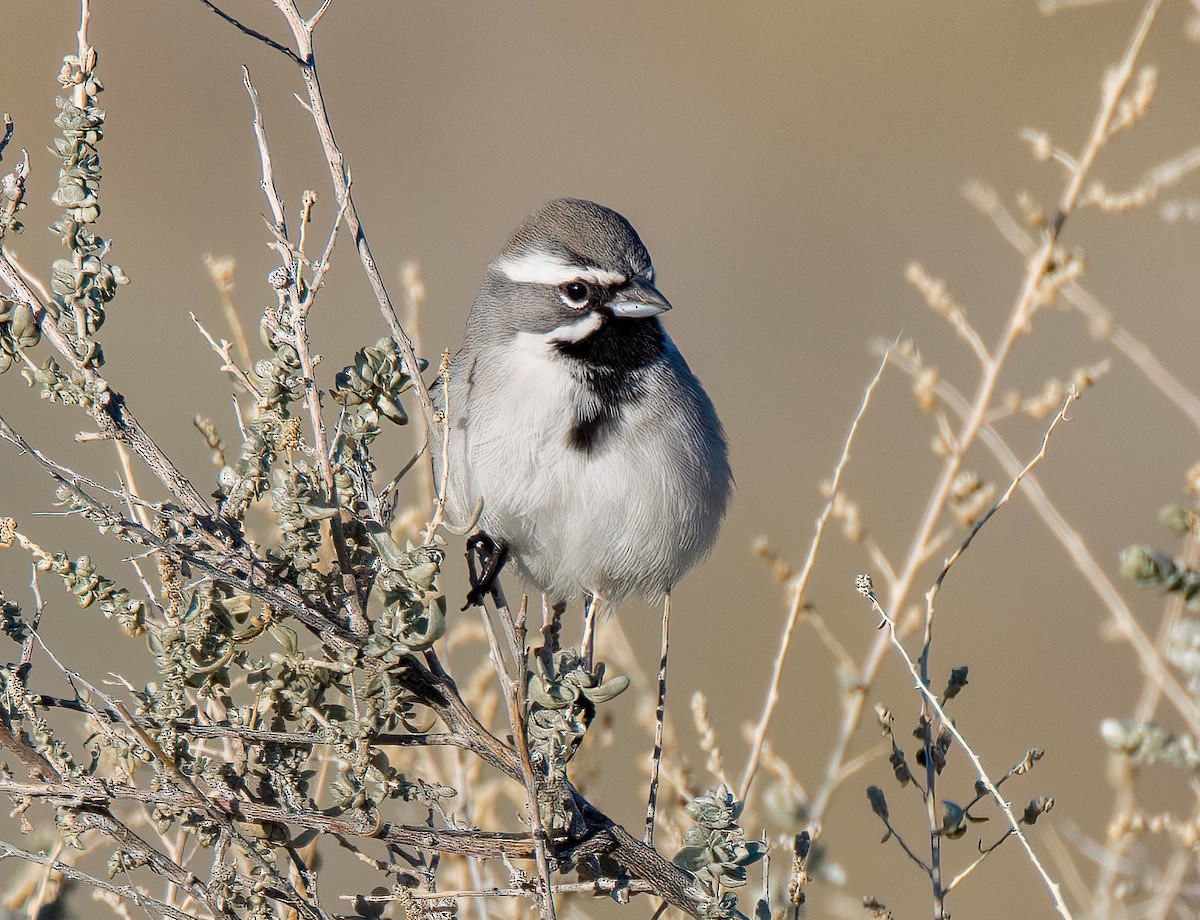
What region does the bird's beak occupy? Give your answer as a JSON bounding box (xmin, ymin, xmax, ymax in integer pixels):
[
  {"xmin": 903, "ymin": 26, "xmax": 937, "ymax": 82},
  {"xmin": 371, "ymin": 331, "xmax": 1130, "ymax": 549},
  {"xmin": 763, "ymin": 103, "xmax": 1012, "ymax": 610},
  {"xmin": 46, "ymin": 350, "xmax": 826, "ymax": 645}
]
[{"xmin": 607, "ymin": 278, "xmax": 672, "ymax": 318}]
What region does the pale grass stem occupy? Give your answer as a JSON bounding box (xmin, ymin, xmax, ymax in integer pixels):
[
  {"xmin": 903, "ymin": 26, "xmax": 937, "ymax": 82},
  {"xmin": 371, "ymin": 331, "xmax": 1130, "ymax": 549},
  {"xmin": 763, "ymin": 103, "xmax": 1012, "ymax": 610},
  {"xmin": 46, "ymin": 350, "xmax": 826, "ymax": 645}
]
[
  {"xmin": 884, "ymin": 347, "xmax": 1200, "ymax": 740},
  {"xmin": 798, "ymin": 0, "xmax": 1165, "ymax": 855},
  {"xmin": 963, "ymin": 180, "xmax": 1200, "ymax": 434},
  {"xmin": 692, "ymin": 691, "xmax": 729, "ymax": 789},
  {"xmin": 739, "ymin": 341, "xmax": 895, "ymax": 803},
  {"xmin": 202, "ymin": 253, "xmax": 251, "ymax": 368}
]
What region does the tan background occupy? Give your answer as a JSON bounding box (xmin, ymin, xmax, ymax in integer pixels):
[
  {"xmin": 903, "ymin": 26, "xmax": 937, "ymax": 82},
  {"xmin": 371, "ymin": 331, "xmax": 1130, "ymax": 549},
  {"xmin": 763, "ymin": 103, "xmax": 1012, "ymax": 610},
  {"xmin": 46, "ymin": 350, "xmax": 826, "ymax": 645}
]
[{"xmin": 2, "ymin": 2, "xmax": 1199, "ymax": 917}]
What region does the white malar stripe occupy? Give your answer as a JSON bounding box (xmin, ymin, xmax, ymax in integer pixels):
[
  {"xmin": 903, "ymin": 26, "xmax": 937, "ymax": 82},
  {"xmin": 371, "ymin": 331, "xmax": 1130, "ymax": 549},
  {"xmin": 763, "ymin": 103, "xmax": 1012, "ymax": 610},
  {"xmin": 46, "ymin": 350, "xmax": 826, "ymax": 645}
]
[
  {"xmin": 546, "ymin": 311, "xmax": 605, "ymax": 344},
  {"xmin": 493, "ymin": 250, "xmax": 627, "ymax": 287}
]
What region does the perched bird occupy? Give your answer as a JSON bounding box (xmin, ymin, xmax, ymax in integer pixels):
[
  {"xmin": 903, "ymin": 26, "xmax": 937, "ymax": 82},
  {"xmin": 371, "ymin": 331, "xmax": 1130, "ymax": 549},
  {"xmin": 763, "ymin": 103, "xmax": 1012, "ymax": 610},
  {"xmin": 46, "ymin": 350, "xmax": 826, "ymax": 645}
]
[{"xmin": 435, "ymin": 198, "xmax": 731, "ymax": 607}]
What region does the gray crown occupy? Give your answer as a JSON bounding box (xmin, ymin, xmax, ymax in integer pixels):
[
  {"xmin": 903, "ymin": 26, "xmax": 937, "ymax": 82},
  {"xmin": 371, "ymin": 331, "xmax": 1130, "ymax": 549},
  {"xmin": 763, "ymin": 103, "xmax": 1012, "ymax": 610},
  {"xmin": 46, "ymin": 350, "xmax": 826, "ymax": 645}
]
[
  {"xmin": 463, "ymin": 199, "xmax": 665, "ymax": 344},
  {"xmin": 501, "ymin": 198, "xmax": 653, "ymax": 280}
]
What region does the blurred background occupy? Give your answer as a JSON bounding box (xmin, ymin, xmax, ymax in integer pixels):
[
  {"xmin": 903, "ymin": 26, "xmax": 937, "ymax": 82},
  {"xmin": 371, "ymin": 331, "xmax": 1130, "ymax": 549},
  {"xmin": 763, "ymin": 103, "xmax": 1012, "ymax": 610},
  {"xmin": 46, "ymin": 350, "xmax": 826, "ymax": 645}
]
[{"xmin": 2, "ymin": 1, "xmax": 1199, "ymax": 917}]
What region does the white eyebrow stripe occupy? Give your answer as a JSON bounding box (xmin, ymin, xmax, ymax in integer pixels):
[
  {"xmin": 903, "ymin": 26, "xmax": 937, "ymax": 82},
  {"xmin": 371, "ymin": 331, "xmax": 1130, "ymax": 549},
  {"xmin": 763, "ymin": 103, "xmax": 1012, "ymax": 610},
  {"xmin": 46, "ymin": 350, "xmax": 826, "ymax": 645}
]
[
  {"xmin": 545, "ymin": 311, "xmax": 605, "ymax": 344},
  {"xmin": 492, "ymin": 250, "xmax": 628, "ymax": 287}
]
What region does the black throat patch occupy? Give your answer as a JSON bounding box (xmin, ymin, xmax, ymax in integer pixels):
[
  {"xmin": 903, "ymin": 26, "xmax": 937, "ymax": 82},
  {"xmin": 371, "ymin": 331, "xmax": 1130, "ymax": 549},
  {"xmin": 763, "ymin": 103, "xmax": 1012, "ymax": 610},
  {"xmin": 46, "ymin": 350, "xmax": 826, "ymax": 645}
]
[{"xmin": 554, "ymin": 317, "xmax": 665, "ymax": 454}]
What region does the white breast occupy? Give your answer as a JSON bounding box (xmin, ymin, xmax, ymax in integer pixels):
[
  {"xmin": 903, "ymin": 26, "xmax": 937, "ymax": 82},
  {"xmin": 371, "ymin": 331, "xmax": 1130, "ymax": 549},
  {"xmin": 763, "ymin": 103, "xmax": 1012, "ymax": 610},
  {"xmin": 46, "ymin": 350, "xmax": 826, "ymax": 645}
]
[{"xmin": 442, "ymin": 329, "xmax": 726, "ymax": 603}]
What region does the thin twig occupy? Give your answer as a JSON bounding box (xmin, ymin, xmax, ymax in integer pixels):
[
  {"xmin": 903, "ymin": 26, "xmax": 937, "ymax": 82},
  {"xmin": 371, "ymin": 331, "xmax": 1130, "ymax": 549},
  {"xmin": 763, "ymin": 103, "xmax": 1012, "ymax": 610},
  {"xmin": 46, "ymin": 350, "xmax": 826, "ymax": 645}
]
[
  {"xmin": 874, "ymin": 811, "xmax": 933, "ymax": 877},
  {"xmin": 581, "ymin": 594, "xmax": 600, "ymax": 672},
  {"xmin": 0, "ymin": 114, "xmax": 14, "ymax": 160},
  {"xmin": 920, "ymin": 389, "xmax": 1075, "ymax": 918},
  {"xmin": 307, "ymin": 0, "xmax": 334, "ymax": 30},
  {"xmin": 198, "ymin": 0, "xmax": 302, "ymax": 63},
  {"xmin": 858, "ymin": 580, "xmax": 1075, "ymax": 920},
  {"xmin": 203, "ymin": 253, "xmax": 253, "ymax": 367},
  {"xmin": 423, "ymin": 351, "xmax": 453, "ymax": 543},
  {"xmin": 0, "ymin": 776, "xmax": 539, "ymax": 860},
  {"xmin": 944, "ymin": 846, "xmax": 997, "ymax": 894},
  {"xmin": 190, "ymin": 312, "xmax": 259, "ymax": 398},
  {"xmin": 113, "ymin": 440, "xmax": 153, "ymax": 532},
  {"xmin": 349, "ymin": 878, "xmax": 658, "ymax": 902}
]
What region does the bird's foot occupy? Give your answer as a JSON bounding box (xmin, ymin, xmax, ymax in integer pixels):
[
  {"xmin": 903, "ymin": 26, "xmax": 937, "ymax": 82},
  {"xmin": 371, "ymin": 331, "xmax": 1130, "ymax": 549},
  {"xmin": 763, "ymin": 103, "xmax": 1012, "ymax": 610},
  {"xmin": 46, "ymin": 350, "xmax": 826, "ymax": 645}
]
[{"xmin": 463, "ymin": 532, "xmax": 509, "ymax": 609}]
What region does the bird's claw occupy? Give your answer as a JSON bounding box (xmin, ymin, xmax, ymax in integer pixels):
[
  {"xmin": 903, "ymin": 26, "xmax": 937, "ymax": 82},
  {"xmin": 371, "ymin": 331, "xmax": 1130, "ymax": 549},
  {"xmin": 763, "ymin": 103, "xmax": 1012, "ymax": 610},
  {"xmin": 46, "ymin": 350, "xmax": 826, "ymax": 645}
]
[{"xmin": 463, "ymin": 532, "xmax": 509, "ymax": 609}]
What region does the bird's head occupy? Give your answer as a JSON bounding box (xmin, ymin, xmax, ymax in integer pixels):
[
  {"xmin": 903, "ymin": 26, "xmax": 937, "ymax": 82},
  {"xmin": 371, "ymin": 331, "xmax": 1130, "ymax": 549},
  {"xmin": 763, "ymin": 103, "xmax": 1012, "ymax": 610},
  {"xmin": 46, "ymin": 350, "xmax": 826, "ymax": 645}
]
[{"xmin": 475, "ymin": 198, "xmax": 671, "ymax": 346}]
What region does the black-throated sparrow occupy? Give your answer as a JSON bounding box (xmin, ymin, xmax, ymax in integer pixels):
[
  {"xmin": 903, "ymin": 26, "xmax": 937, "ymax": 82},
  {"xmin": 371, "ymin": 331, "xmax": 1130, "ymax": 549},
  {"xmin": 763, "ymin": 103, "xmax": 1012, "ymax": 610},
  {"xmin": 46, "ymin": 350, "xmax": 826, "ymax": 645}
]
[{"xmin": 435, "ymin": 198, "xmax": 731, "ymax": 608}]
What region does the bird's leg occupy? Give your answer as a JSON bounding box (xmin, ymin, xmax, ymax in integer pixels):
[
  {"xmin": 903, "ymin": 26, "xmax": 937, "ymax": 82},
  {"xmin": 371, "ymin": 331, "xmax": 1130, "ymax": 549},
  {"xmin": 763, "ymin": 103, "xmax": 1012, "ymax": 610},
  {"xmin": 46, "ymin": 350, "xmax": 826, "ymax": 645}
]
[
  {"xmin": 580, "ymin": 594, "xmax": 601, "ymax": 671},
  {"xmin": 644, "ymin": 592, "xmax": 672, "ymax": 846},
  {"xmin": 462, "ymin": 531, "xmax": 509, "ymax": 610},
  {"xmin": 538, "ymin": 598, "xmax": 565, "ymax": 672}
]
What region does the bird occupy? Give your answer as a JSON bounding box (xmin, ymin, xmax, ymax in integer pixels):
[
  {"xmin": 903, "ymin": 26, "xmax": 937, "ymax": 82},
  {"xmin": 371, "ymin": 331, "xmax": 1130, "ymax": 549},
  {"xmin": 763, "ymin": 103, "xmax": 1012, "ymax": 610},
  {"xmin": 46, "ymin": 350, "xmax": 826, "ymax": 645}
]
[{"xmin": 433, "ymin": 198, "xmax": 731, "ymax": 610}]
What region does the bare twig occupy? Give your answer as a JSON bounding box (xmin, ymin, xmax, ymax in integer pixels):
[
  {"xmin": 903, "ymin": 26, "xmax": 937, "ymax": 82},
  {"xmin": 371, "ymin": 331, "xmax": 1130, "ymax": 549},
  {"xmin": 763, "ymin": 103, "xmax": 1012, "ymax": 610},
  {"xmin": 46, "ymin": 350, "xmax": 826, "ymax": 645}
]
[
  {"xmin": 349, "ymin": 877, "xmax": 658, "ymax": 902},
  {"xmin": 423, "ymin": 351, "xmax": 453, "ymax": 543},
  {"xmin": 0, "ymin": 842, "xmax": 205, "ymax": 920},
  {"xmin": 190, "ymin": 312, "xmax": 259, "ymax": 398},
  {"xmin": 260, "ymin": 0, "xmax": 437, "ymax": 437},
  {"xmin": 0, "ymin": 114, "xmax": 14, "ymax": 160},
  {"xmin": 920, "ymin": 389, "xmax": 1079, "ymax": 665},
  {"xmin": 202, "ymin": 253, "xmax": 253, "ymax": 367},
  {"xmin": 580, "ymin": 594, "xmax": 601, "ymax": 671},
  {"xmin": 243, "ymin": 65, "xmax": 366, "ymax": 637},
  {"xmin": 0, "ymin": 776, "xmax": 538, "ymax": 861},
  {"xmin": 918, "ymin": 389, "xmax": 1074, "ymax": 917}
]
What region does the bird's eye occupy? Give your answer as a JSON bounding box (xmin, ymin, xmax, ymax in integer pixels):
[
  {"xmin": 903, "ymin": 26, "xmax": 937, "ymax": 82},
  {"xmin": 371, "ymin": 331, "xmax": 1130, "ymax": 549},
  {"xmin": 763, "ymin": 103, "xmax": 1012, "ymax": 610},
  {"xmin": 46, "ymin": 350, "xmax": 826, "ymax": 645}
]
[{"xmin": 562, "ymin": 281, "xmax": 590, "ymax": 305}]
